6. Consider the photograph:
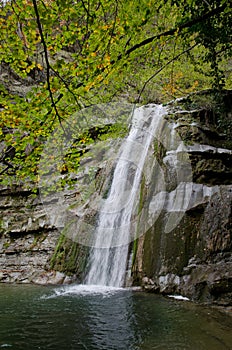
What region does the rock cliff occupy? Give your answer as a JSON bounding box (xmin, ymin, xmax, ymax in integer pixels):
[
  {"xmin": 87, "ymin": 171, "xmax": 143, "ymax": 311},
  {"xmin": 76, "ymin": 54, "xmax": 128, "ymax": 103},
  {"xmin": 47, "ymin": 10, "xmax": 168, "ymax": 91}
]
[
  {"xmin": 0, "ymin": 90, "xmax": 231, "ymax": 307},
  {"xmin": 133, "ymin": 90, "xmax": 232, "ymax": 306}
]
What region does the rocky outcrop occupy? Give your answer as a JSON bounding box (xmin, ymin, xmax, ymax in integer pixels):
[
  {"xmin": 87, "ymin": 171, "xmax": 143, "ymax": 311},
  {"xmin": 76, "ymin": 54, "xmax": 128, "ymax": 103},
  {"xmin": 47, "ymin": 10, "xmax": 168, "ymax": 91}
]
[
  {"xmin": 133, "ymin": 90, "xmax": 232, "ymax": 306},
  {"xmin": 137, "ymin": 184, "xmax": 232, "ymax": 305},
  {"xmin": 0, "ymin": 137, "xmax": 122, "ymax": 284},
  {"xmin": 0, "ymin": 185, "xmax": 80, "ymax": 284},
  {"xmin": 0, "ymin": 185, "xmax": 71, "ymax": 283}
]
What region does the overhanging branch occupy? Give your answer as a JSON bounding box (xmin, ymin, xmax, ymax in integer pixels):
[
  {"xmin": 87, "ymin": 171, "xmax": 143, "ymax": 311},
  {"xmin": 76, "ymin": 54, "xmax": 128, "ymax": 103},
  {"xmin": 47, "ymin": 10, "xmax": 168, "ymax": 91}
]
[
  {"xmin": 32, "ymin": 0, "xmax": 63, "ymax": 125},
  {"xmin": 113, "ymin": 3, "xmax": 227, "ymax": 64},
  {"xmin": 137, "ymin": 43, "xmax": 199, "ymax": 103}
]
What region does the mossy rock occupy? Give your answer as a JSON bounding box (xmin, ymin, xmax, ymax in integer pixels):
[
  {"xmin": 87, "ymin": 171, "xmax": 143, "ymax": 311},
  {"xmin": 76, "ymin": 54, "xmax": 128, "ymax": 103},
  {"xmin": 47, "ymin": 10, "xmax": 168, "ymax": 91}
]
[{"xmin": 50, "ymin": 233, "xmax": 89, "ymax": 278}]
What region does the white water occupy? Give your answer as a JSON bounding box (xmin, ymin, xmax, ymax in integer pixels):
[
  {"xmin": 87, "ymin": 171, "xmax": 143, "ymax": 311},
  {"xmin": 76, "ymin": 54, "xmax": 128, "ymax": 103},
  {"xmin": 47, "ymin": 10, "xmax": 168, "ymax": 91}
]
[
  {"xmin": 41, "ymin": 284, "xmax": 124, "ymax": 299},
  {"xmin": 85, "ymin": 105, "xmax": 166, "ymax": 287}
]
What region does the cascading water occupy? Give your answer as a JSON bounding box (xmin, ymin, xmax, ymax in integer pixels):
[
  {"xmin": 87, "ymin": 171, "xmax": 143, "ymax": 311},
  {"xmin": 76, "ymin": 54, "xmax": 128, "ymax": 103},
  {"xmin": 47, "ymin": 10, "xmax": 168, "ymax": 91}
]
[{"xmin": 85, "ymin": 105, "xmax": 166, "ymax": 287}]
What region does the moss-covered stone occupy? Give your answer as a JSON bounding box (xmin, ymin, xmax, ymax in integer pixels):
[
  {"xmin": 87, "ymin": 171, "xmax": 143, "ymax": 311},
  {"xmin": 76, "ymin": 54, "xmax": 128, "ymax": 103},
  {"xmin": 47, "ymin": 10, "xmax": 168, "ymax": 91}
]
[{"xmin": 50, "ymin": 233, "xmax": 89, "ymax": 279}]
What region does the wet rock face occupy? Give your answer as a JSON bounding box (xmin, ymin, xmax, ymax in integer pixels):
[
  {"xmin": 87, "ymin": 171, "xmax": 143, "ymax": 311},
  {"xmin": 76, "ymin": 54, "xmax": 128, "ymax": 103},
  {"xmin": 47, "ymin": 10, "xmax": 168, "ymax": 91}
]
[
  {"xmin": 0, "ymin": 183, "xmax": 91, "ymax": 284},
  {"xmin": 189, "ymin": 150, "xmax": 232, "ymax": 185},
  {"xmin": 140, "ymin": 185, "xmax": 232, "ymax": 305},
  {"xmin": 0, "ymin": 186, "xmax": 62, "ymax": 283},
  {"xmin": 134, "ymin": 90, "xmax": 232, "ymax": 306}
]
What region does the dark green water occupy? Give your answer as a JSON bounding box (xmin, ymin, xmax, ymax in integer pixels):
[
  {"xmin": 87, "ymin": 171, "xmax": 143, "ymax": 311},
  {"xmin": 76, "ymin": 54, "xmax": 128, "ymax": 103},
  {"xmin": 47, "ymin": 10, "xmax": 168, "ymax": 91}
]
[{"xmin": 0, "ymin": 284, "xmax": 231, "ymax": 350}]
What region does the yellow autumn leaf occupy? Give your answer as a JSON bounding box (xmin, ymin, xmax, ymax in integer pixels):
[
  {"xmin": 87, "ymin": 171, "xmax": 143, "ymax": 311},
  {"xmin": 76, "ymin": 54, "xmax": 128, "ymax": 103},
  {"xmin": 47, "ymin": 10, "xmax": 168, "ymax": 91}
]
[
  {"xmin": 37, "ymin": 63, "xmax": 43, "ymax": 70},
  {"xmin": 105, "ymin": 54, "xmax": 111, "ymax": 62},
  {"xmin": 85, "ymin": 82, "xmax": 95, "ymax": 91}
]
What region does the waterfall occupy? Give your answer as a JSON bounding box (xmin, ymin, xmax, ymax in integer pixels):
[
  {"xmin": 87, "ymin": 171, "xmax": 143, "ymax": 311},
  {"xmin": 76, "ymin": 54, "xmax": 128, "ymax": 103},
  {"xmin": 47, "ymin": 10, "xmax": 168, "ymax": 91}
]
[{"xmin": 85, "ymin": 105, "xmax": 166, "ymax": 287}]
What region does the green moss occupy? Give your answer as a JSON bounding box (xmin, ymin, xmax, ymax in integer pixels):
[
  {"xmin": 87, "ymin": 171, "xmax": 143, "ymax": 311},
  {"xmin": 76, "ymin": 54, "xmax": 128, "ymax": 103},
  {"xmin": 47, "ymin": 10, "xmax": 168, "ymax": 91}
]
[
  {"xmin": 131, "ymin": 172, "xmax": 147, "ymax": 270},
  {"xmin": 131, "ymin": 238, "xmax": 138, "ymax": 268},
  {"xmin": 31, "ymin": 232, "xmax": 46, "ymax": 248},
  {"xmin": 50, "ymin": 233, "xmax": 66, "ymax": 269},
  {"xmin": 3, "ymin": 241, "xmax": 10, "ymax": 249},
  {"xmin": 50, "ymin": 231, "xmax": 89, "ymax": 278},
  {"xmin": 153, "ymin": 140, "xmax": 166, "ymax": 165},
  {"xmin": 0, "ymin": 219, "xmax": 4, "ymax": 236},
  {"xmin": 98, "ymin": 123, "xmax": 128, "ymax": 141}
]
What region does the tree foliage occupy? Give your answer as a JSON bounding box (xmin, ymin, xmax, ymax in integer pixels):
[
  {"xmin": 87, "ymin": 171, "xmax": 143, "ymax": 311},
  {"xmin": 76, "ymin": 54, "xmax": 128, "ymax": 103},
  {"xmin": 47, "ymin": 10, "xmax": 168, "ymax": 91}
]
[{"xmin": 0, "ymin": 0, "xmax": 231, "ymax": 186}]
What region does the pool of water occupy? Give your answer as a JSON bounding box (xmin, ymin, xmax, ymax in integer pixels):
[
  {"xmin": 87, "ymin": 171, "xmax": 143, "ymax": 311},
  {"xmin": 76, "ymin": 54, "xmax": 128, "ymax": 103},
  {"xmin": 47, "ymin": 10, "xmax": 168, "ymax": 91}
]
[{"xmin": 0, "ymin": 284, "xmax": 231, "ymax": 350}]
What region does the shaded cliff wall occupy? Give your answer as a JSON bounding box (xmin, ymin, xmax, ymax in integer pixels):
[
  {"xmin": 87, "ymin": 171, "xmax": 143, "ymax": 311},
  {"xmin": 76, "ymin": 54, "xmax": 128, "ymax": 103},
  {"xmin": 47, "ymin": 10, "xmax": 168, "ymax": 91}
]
[
  {"xmin": 0, "ymin": 186, "xmax": 60, "ymax": 283},
  {"xmin": 0, "ymin": 134, "xmax": 121, "ymax": 284},
  {"xmin": 0, "ymin": 183, "xmax": 91, "ymax": 284},
  {"xmin": 133, "ymin": 90, "xmax": 232, "ymax": 306}
]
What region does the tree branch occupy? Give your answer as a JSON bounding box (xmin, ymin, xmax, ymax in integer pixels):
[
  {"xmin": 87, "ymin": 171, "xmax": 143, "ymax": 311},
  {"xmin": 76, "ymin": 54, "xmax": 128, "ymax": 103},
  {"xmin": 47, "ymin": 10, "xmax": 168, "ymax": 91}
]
[
  {"xmin": 32, "ymin": 0, "xmax": 63, "ymax": 126},
  {"xmin": 137, "ymin": 43, "xmax": 198, "ymax": 103},
  {"xmin": 113, "ymin": 3, "xmax": 227, "ymax": 64}
]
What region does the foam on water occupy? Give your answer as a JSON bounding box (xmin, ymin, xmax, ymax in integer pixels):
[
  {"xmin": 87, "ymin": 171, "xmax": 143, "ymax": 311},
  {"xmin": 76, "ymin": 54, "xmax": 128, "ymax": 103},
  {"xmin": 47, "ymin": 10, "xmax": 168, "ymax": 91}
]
[
  {"xmin": 168, "ymin": 295, "xmax": 190, "ymax": 301},
  {"xmin": 41, "ymin": 284, "xmax": 125, "ymax": 299}
]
